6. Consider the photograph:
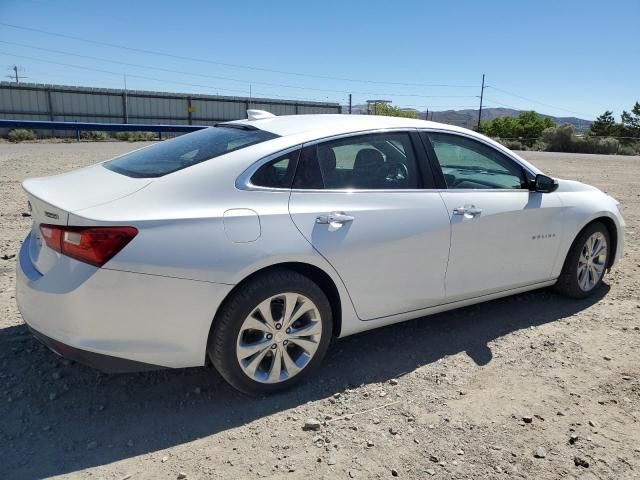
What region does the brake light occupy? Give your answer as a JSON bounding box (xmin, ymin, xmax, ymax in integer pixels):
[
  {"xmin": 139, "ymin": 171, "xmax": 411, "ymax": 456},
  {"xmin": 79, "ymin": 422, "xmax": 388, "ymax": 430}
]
[{"xmin": 39, "ymin": 224, "xmax": 138, "ymax": 267}]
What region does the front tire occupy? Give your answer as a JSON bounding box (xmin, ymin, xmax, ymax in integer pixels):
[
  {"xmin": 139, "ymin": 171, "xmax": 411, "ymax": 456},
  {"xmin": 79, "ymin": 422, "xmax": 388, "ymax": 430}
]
[
  {"xmin": 208, "ymin": 269, "xmax": 333, "ymax": 395},
  {"xmin": 554, "ymin": 221, "xmax": 610, "ymax": 299}
]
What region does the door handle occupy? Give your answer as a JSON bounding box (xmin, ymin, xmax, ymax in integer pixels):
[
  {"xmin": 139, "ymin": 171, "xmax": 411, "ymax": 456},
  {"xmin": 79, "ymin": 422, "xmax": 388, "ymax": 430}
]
[
  {"xmin": 452, "ymin": 205, "xmax": 483, "ymax": 217},
  {"xmin": 316, "ymin": 212, "xmax": 355, "ymax": 225}
]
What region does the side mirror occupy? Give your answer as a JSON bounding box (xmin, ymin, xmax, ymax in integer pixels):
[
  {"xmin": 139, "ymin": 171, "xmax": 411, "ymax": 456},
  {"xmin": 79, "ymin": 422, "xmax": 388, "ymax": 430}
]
[{"xmin": 532, "ymin": 174, "xmax": 558, "ymax": 193}]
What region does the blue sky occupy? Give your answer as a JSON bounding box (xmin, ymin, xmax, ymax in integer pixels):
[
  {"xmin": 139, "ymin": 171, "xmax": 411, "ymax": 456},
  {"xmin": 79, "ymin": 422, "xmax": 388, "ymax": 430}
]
[{"xmin": 0, "ymin": 0, "xmax": 637, "ymax": 120}]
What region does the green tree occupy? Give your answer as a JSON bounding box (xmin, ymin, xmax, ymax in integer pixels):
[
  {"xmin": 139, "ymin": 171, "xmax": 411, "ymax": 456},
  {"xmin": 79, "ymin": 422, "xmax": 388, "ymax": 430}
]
[
  {"xmin": 589, "ymin": 110, "xmax": 619, "ymax": 137},
  {"xmin": 480, "ymin": 111, "xmax": 554, "ymax": 146},
  {"xmin": 373, "ymin": 103, "xmax": 417, "ymax": 118},
  {"xmin": 621, "ymin": 101, "xmax": 640, "ymax": 139}
]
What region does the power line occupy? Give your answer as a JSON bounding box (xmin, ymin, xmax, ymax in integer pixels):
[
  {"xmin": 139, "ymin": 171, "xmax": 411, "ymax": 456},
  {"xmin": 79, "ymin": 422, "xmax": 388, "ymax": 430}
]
[
  {"xmin": 398, "ymin": 104, "xmax": 489, "ymax": 109},
  {"xmin": 0, "ymin": 22, "xmax": 477, "ymax": 88},
  {"xmin": 0, "ymin": 40, "xmax": 479, "ymax": 99},
  {"xmin": 482, "ymin": 97, "xmax": 528, "ymax": 110},
  {"xmin": 486, "ymin": 85, "xmax": 590, "ymax": 117},
  {"xmin": 0, "ymin": 51, "xmax": 340, "ymax": 103}
]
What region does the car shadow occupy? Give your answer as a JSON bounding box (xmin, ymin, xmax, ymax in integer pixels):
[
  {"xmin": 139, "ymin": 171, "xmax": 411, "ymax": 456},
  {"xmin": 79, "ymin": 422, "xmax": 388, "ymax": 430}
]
[{"xmin": 1, "ymin": 284, "xmax": 608, "ymax": 479}]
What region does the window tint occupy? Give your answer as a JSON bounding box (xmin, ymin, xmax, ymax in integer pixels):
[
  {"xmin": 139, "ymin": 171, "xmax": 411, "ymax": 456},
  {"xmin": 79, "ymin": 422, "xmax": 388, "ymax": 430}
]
[
  {"xmin": 294, "ymin": 132, "xmax": 421, "ymax": 190},
  {"xmin": 104, "ymin": 126, "xmax": 278, "ymax": 178},
  {"xmin": 427, "ymin": 133, "xmax": 526, "ymax": 189},
  {"xmin": 250, "ymin": 149, "xmax": 300, "ymax": 188}
]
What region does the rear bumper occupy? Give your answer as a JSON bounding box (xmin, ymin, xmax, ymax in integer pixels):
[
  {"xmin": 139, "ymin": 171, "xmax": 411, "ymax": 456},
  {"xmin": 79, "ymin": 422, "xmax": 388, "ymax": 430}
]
[
  {"xmin": 27, "ymin": 325, "xmax": 163, "ymax": 373},
  {"xmin": 16, "ymin": 233, "xmax": 233, "ymax": 369}
]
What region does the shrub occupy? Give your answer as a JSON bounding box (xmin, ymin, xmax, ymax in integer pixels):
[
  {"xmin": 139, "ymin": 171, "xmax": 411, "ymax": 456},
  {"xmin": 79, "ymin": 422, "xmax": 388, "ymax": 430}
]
[
  {"xmin": 542, "ymin": 124, "xmax": 574, "ymax": 152},
  {"xmin": 114, "ymin": 131, "xmax": 156, "ymax": 141},
  {"xmin": 531, "ymin": 140, "xmax": 547, "ymax": 151},
  {"xmin": 500, "ymin": 139, "xmax": 523, "ymax": 151},
  {"xmin": 372, "ymin": 103, "xmax": 417, "ymax": 118},
  {"xmin": 7, "ymin": 129, "xmax": 37, "ymax": 142},
  {"xmin": 542, "ymin": 124, "xmax": 623, "ymax": 154},
  {"xmin": 80, "ymin": 131, "xmax": 109, "ymax": 141},
  {"xmin": 594, "ymin": 137, "xmax": 620, "ymax": 154},
  {"xmin": 617, "ymin": 145, "xmax": 636, "ymax": 155}
]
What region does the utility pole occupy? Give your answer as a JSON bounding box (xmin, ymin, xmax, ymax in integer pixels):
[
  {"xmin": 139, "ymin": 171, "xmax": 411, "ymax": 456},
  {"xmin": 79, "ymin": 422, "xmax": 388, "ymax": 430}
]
[
  {"xmin": 477, "ymin": 73, "xmax": 485, "ymax": 131},
  {"xmin": 348, "ymin": 94, "xmax": 352, "ymax": 114},
  {"xmin": 6, "ymin": 65, "xmax": 26, "ymax": 83}
]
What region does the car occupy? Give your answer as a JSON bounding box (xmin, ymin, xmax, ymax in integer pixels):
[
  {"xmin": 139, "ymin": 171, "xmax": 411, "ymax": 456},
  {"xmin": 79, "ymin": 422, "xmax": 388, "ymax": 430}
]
[{"xmin": 16, "ymin": 111, "xmax": 625, "ymax": 395}]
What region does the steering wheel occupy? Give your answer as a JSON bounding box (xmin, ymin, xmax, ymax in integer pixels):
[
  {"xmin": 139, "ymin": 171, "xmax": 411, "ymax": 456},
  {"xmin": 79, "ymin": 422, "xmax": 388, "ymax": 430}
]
[{"xmin": 384, "ymin": 162, "xmax": 409, "ymax": 185}]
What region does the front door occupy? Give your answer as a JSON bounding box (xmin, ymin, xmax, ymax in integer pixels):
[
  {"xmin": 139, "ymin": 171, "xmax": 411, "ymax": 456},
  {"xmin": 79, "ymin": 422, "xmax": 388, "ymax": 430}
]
[
  {"xmin": 288, "ymin": 131, "xmax": 451, "ymax": 320},
  {"xmin": 424, "ymin": 131, "xmax": 564, "ymax": 301}
]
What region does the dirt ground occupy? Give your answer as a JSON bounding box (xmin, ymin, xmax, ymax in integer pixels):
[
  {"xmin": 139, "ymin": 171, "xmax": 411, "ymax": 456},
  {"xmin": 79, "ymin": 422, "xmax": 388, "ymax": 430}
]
[{"xmin": 1, "ymin": 143, "xmax": 639, "ymax": 480}]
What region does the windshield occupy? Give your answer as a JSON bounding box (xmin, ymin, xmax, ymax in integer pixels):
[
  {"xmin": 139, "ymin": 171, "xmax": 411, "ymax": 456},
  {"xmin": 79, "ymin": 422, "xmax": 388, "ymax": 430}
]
[{"xmin": 104, "ymin": 126, "xmax": 278, "ymax": 178}]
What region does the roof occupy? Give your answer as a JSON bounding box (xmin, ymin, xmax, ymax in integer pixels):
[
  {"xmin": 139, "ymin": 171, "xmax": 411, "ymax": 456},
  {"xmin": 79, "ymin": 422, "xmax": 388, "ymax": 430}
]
[
  {"xmin": 226, "ymin": 113, "xmax": 543, "ymax": 176},
  {"xmin": 228, "ymin": 114, "xmax": 466, "ymax": 137}
]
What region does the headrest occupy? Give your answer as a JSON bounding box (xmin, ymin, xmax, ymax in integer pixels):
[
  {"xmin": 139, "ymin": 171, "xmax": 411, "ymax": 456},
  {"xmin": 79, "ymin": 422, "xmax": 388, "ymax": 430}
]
[
  {"xmin": 318, "ymin": 147, "xmax": 336, "ymax": 172},
  {"xmin": 354, "ymin": 148, "xmax": 384, "ymax": 172}
]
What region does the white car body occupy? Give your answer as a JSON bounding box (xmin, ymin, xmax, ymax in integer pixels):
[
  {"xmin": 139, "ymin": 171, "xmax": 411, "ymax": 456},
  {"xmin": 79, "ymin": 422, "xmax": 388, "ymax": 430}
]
[{"xmin": 16, "ymin": 113, "xmax": 625, "ymax": 372}]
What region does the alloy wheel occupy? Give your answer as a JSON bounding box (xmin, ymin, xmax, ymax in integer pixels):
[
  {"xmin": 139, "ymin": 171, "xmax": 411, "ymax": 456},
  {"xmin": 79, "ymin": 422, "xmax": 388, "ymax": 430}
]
[
  {"xmin": 236, "ymin": 293, "xmax": 322, "ymax": 384},
  {"xmin": 577, "ymin": 231, "xmax": 607, "ymax": 292}
]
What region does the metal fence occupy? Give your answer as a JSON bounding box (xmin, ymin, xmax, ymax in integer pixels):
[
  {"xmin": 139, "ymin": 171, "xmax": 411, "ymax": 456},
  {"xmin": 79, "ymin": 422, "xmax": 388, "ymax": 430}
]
[{"xmin": 0, "ymin": 82, "xmax": 341, "ymax": 137}]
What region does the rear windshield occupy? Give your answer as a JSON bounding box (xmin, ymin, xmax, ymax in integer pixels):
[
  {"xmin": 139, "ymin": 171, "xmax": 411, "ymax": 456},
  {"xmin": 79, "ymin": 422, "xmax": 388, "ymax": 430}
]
[{"xmin": 104, "ymin": 126, "xmax": 278, "ymax": 178}]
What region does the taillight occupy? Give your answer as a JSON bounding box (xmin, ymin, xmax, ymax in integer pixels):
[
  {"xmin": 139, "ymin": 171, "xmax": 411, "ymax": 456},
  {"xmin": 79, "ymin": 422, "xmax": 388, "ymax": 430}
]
[{"xmin": 39, "ymin": 224, "xmax": 138, "ymax": 267}]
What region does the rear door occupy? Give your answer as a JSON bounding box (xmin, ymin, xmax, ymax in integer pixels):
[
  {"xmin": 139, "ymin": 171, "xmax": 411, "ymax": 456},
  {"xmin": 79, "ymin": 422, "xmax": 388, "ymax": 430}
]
[
  {"xmin": 422, "ymin": 131, "xmax": 564, "ymax": 301},
  {"xmin": 288, "ymin": 130, "xmax": 451, "ymax": 320}
]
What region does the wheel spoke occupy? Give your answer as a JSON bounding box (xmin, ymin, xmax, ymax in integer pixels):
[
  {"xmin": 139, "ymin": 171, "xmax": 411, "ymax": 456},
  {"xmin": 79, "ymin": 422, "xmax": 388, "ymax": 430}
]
[
  {"xmin": 288, "ymin": 337, "xmax": 319, "ymax": 354},
  {"xmin": 267, "ymin": 348, "xmax": 283, "ymax": 383},
  {"xmin": 241, "ymin": 316, "xmax": 272, "ymax": 334},
  {"xmin": 237, "ymin": 339, "xmax": 271, "ymax": 360},
  {"xmin": 255, "ymin": 298, "xmax": 276, "ymax": 329},
  {"xmin": 591, "ymin": 237, "xmax": 601, "ymax": 257},
  {"xmin": 588, "ymin": 267, "xmax": 596, "ymax": 289},
  {"xmin": 281, "ymin": 293, "xmax": 299, "ymax": 327},
  {"xmin": 286, "ymin": 298, "xmax": 316, "ymax": 328},
  {"xmin": 593, "ymin": 241, "xmax": 605, "ymax": 258},
  {"xmin": 578, "ymin": 266, "xmax": 588, "ymax": 290},
  {"xmin": 289, "ymin": 320, "xmax": 322, "ymax": 338},
  {"xmin": 242, "ymin": 347, "xmax": 270, "ymax": 377},
  {"xmin": 281, "ymin": 348, "xmax": 302, "ymax": 377}
]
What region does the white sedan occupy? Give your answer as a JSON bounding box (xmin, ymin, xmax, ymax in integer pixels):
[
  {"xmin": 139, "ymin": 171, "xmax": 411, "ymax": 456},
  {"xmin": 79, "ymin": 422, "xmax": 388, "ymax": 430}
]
[{"xmin": 16, "ymin": 111, "xmax": 624, "ymax": 394}]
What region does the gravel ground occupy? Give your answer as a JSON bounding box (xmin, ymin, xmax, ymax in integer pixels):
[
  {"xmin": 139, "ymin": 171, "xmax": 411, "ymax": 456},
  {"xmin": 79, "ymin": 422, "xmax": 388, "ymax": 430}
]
[{"xmin": 1, "ymin": 142, "xmax": 639, "ymax": 480}]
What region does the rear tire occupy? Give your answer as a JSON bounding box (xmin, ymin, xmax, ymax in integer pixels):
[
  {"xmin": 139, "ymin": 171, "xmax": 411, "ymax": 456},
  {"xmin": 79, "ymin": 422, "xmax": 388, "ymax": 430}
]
[
  {"xmin": 554, "ymin": 221, "xmax": 610, "ymax": 299},
  {"xmin": 208, "ymin": 269, "xmax": 332, "ymax": 395}
]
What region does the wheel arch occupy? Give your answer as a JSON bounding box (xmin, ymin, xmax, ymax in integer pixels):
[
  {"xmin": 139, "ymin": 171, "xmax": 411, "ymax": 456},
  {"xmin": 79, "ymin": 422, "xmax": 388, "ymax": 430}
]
[
  {"xmin": 595, "ymin": 216, "xmax": 618, "ymax": 269},
  {"xmin": 569, "ymin": 216, "xmax": 618, "ymax": 269},
  {"xmin": 206, "ymin": 262, "xmax": 343, "ymax": 363}
]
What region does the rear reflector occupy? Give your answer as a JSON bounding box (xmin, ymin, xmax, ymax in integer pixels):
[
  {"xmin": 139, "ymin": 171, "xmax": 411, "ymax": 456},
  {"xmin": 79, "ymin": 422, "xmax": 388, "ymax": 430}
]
[{"xmin": 40, "ymin": 224, "xmax": 138, "ymax": 267}]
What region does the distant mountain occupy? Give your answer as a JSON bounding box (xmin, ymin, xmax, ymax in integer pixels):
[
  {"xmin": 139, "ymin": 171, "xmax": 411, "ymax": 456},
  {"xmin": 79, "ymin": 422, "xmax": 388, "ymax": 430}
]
[{"xmin": 346, "ymin": 105, "xmax": 592, "ymax": 133}]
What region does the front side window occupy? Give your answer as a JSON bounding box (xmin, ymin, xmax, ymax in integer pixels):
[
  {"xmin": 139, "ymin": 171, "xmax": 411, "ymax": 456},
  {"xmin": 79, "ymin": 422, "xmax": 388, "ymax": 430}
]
[
  {"xmin": 427, "ymin": 132, "xmax": 526, "ymax": 189},
  {"xmin": 293, "ymin": 132, "xmax": 421, "ymax": 190},
  {"xmin": 105, "ymin": 126, "xmax": 278, "ymax": 178}
]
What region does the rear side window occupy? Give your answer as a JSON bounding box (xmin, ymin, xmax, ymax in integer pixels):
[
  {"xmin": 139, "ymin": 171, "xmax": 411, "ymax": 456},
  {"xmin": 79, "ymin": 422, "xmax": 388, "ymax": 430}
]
[
  {"xmin": 293, "ymin": 132, "xmax": 422, "ymax": 190},
  {"xmin": 250, "ymin": 149, "xmax": 300, "ymax": 188},
  {"xmin": 104, "ymin": 126, "xmax": 278, "ymax": 178}
]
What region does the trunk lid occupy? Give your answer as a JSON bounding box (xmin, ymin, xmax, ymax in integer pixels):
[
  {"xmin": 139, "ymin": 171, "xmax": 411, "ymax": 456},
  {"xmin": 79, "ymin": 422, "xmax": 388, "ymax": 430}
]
[{"xmin": 23, "ymin": 164, "xmax": 151, "ymax": 274}]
